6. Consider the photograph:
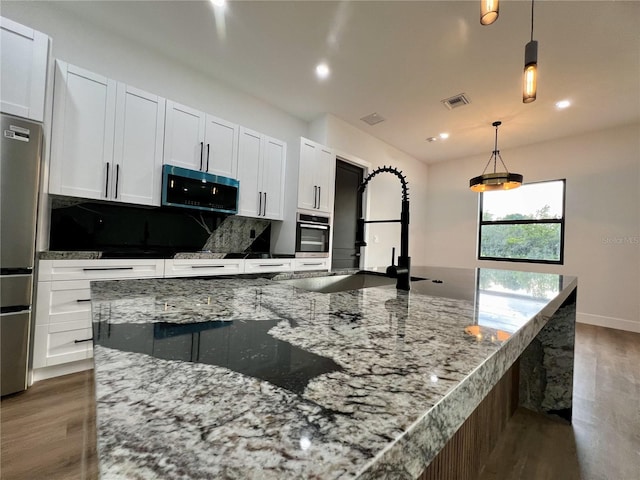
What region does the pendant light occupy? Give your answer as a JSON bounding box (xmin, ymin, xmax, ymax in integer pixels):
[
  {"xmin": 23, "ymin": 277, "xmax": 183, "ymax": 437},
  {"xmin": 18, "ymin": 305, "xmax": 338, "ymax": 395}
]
[
  {"xmin": 469, "ymin": 121, "xmax": 523, "ymax": 192},
  {"xmin": 480, "ymin": 0, "xmax": 499, "ymax": 25},
  {"xmin": 523, "ymin": 0, "xmax": 538, "ymax": 103}
]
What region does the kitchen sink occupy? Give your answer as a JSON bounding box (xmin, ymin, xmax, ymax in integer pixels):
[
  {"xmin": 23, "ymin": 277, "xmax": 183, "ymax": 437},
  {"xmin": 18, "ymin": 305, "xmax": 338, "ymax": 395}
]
[{"xmin": 278, "ymin": 272, "xmax": 426, "ymax": 294}]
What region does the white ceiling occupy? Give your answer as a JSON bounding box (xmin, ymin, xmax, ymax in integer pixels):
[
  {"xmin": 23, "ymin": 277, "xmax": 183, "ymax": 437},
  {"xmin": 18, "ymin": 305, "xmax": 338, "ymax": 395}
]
[{"xmin": 52, "ymin": 0, "xmax": 639, "ymax": 164}]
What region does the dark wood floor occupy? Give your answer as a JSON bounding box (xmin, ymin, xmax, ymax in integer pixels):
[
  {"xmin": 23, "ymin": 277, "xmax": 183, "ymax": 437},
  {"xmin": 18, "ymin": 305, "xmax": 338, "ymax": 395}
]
[{"xmin": 1, "ymin": 324, "xmax": 638, "ymax": 480}]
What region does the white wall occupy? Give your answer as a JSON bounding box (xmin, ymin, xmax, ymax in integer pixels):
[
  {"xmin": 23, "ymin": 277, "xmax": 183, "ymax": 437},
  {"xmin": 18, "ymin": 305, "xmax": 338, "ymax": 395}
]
[
  {"xmin": 424, "ymin": 123, "xmax": 640, "ymax": 332},
  {"xmin": 311, "ymin": 114, "xmax": 429, "ymax": 269},
  {"xmin": 2, "ymin": 2, "xmax": 308, "ymax": 254}
]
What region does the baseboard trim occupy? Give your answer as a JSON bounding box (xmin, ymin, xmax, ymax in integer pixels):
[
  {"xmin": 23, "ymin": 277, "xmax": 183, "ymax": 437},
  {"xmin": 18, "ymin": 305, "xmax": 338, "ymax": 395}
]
[
  {"xmin": 577, "ymin": 312, "xmax": 640, "ymax": 333},
  {"xmin": 30, "ymin": 359, "xmax": 94, "ymax": 384}
]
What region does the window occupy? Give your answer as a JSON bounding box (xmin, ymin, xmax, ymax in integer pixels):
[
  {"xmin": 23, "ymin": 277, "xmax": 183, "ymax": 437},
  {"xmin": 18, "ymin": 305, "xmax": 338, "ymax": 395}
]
[{"xmin": 478, "ymin": 179, "xmax": 565, "ymax": 264}]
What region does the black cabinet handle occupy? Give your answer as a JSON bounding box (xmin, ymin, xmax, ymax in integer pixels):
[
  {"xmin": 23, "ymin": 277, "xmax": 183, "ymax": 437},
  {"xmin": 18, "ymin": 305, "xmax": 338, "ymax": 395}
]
[
  {"xmin": 105, "ymin": 162, "xmax": 110, "ymax": 197},
  {"xmin": 263, "ymin": 192, "xmax": 267, "ymax": 216},
  {"xmin": 258, "ymin": 191, "xmax": 262, "ymax": 216},
  {"xmin": 82, "ymin": 267, "xmax": 134, "ymax": 272},
  {"xmin": 115, "ymin": 164, "xmax": 120, "ymax": 199},
  {"xmin": 76, "ymin": 298, "xmax": 91, "ymax": 303},
  {"xmin": 313, "ymin": 186, "xmax": 317, "ymax": 208},
  {"xmin": 191, "ymin": 265, "xmax": 225, "ymax": 269},
  {"xmin": 200, "ymin": 141, "xmax": 204, "ymax": 171},
  {"xmin": 206, "ymin": 143, "xmax": 210, "ymax": 172},
  {"xmin": 317, "ymin": 186, "xmax": 321, "ymax": 209},
  {"xmin": 74, "ymin": 338, "xmax": 93, "ymax": 344}
]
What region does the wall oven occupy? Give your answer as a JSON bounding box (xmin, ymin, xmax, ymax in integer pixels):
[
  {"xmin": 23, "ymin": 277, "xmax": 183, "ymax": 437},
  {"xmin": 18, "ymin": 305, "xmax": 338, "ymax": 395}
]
[{"xmin": 295, "ymin": 213, "xmax": 330, "ymax": 258}]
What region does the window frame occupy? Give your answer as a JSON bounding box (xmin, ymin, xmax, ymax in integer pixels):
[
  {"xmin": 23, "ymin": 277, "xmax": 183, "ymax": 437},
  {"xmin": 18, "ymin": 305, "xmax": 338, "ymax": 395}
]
[{"xmin": 477, "ymin": 179, "xmax": 566, "ymax": 265}]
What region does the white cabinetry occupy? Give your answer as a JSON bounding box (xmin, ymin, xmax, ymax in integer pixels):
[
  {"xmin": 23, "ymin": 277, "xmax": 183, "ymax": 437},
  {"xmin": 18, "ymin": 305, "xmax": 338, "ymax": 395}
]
[
  {"xmin": 33, "ymin": 259, "xmax": 164, "ymax": 371},
  {"xmin": 244, "ymin": 258, "xmax": 293, "ymax": 274},
  {"xmin": 293, "ymin": 258, "xmax": 330, "ymax": 272},
  {"xmin": 113, "ymin": 83, "xmax": 165, "ymax": 205},
  {"xmin": 49, "ymin": 61, "xmax": 165, "ymax": 206},
  {"xmin": 163, "ymin": 100, "xmax": 239, "ymax": 178},
  {"xmin": 298, "ymin": 138, "xmax": 335, "ymax": 213},
  {"xmin": 0, "ymin": 17, "xmax": 49, "ymax": 122},
  {"xmin": 237, "ymin": 127, "xmax": 286, "ymax": 220},
  {"xmin": 164, "ymin": 258, "xmax": 244, "ymax": 277}
]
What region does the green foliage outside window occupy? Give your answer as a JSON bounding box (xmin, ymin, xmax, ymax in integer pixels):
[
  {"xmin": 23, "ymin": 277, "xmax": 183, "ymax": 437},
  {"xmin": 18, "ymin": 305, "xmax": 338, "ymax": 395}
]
[{"xmin": 478, "ymin": 181, "xmax": 565, "ymax": 264}]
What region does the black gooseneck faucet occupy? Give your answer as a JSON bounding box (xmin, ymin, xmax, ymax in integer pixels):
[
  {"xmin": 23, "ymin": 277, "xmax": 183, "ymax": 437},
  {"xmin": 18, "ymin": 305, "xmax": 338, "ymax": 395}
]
[{"xmin": 355, "ymin": 166, "xmax": 411, "ymax": 291}]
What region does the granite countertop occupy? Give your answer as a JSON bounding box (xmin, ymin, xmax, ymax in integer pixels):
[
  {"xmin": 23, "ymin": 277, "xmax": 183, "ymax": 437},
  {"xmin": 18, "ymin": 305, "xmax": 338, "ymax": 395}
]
[
  {"xmin": 90, "ymin": 266, "xmax": 577, "ymax": 479},
  {"xmin": 38, "ymin": 251, "xmax": 294, "ymax": 260}
]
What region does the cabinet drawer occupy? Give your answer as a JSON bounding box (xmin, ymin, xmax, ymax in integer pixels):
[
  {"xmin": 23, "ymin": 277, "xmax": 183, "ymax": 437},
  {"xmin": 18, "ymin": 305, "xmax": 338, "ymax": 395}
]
[
  {"xmin": 244, "ymin": 259, "xmax": 293, "ymax": 274},
  {"xmin": 38, "ymin": 259, "xmax": 164, "ymax": 281},
  {"xmin": 164, "ymin": 259, "xmax": 244, "ymax": 278},
  {"xmin": 43, "ymin": 326, "xmax": 92, "ymax": 367},
  {"xmin": 293, "ymin": 258, "xmax": 330, "ymax": 272}
]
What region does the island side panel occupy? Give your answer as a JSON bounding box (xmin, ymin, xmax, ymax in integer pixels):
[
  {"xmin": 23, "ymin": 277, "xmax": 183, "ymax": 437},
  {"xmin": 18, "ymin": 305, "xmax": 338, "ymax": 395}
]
[{"xmin": 519, "ymin": 288, "xmax": 576, "ymax": 422}]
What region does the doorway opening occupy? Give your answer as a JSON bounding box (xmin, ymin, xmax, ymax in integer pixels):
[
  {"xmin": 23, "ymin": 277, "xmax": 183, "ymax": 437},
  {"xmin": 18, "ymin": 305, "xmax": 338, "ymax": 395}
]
[{"xmin": 332, "ymin": 159, "xmax": 365, "ymax": 269}]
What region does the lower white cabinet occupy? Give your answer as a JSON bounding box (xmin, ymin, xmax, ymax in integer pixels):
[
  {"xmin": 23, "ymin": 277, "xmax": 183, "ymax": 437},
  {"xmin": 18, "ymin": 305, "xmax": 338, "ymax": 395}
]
[
  {"xmin": 33, "ymin": 259, "xmax": 164, "ymax": 369},
  {"xmin": 164, "ymin": 258, "xmax": 244, "ymax": 277},
  {"xmin": 293, "ymin": 258, "xmax": 331, "ymax": 272},
  {"xmin": 244, "ymin": 258, "xmax": 293, "ymax": 274}
]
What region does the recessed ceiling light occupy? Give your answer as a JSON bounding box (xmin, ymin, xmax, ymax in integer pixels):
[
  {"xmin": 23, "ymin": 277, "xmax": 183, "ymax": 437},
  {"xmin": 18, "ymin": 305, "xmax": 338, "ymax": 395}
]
[
  {"xmin": 210, "ymin": 0, "xmax": 226, "ymax": 7},
  {"xmin": 426, "ymin": 137, "xmax": 438, "ymax": 143},
  {"xmin": 555, "ymin": 100, "xmax": 571, "ymax": 109},
  {"xmin": 439, "ymin": 132, "xmax": 450, "ymax": 140},
  {"xmin": 315, "ymin": 62, "xmax": 330, "ymax": 80}
]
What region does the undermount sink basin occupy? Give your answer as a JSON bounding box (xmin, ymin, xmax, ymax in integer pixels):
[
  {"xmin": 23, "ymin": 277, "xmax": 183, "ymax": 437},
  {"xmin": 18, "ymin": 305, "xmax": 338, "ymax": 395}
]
[{"xmin": 279, "ymin": 272, "xmax": 426, "ymax": 294}]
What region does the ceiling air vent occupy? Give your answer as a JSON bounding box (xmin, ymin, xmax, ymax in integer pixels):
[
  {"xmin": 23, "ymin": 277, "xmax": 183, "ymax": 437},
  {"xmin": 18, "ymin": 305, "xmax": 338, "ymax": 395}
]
[
  {"xmin": 441, "ymin": 93, "xmax": 471, "ymax": 110},
  {"xmin": 360, "ymin": 112, "xmax": 386, "ymax": 126}
]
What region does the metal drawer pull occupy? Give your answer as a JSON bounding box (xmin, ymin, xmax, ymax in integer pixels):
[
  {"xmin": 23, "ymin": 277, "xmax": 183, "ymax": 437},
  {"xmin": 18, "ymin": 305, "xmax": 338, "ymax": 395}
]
[
  {"xmin": 263, "ymin": 193, "xmax": 267, "ymax": 216},
  {"xmin": 74, "ymin": 338, "xmax": 93, "ymax": 343},
  {"xmin": 191, "ymin": 265, "xmax": 225, "ymax": 269},
  {"xmin": 82, "ymin": 267, "xmax": 134, "ymax": 271},
  {"xmin": 105, "ymin": 162, "xmax": 110, "ymax": 197},
  {"xmin": 76, "ymin": 298, "xmax": 91, "ymax": 303},
  {"xmin": 259, "ymin": 263, "xmax": 283, "ymax": 267},
  {"xmin": 303, "ymin": 263, "xmax": 323, "ymax": 266},
  {"xmin": 115, "ymin": 164, "xmax": 120, "ymax": 198}
]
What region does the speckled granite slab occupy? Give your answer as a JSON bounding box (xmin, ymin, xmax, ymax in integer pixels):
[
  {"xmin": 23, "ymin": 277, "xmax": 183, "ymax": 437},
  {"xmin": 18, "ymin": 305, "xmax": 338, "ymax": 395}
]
[
  {"xmin": 91, "ymin": 267, "xmax": 577, "ymax": 479},
  {"xmin": 39, "ymin": 250, "xmax": 102, "ymax": 260}
]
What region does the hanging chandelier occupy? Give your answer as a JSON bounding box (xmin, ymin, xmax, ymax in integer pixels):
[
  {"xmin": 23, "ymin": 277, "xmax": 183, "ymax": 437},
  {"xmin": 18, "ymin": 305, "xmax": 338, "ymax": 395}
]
[{"xmin": 469, "ymin": 121, "xmax": 523, "ymax": 192}]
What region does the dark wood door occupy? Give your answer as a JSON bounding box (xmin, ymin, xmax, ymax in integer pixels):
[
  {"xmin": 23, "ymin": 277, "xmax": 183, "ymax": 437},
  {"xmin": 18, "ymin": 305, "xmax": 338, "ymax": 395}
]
[{"xmin": 332, "ymin": 160, "xmax": 363, "ymax": 269}]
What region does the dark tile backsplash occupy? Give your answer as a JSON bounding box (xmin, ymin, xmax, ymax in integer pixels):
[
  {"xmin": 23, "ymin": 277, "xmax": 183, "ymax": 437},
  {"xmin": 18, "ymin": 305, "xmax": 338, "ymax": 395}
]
[{"xmin": 49, "ymin": 197, "xmax": 270, "ymax": 255}]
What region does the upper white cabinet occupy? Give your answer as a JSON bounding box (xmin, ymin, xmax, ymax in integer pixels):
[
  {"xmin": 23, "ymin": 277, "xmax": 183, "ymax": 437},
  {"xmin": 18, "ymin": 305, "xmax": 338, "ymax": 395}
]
[
  {"xmin": 298, "ymin": 138, "xmax": 335, "ymax": 213},
  {"xmin": 113, "ymin": 83, "xmax": 165, "ymax": 205},
  {"xmin": 49, "ymin": 61, "xmax": 165, "ymax": 206},
  {"xmin": 0, "ymin": 17, "xmax": 49, "ymax": 122},
  {"xmin": 50, "ymin": 62, "xmax": 117, "ymax": 200},
  {"xmin": 237, "ymin": 127, "xmax": 286, "ymax": 220},
  {"xmin": 163, "ymin": 100, "xmax": 239, "ymax": 178}
]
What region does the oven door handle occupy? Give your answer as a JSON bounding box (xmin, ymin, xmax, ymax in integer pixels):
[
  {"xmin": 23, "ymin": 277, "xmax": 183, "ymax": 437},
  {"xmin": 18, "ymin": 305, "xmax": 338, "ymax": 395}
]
[{"xmin": 299, "ymin": 224, "xmax": 329, "ymax": 230}]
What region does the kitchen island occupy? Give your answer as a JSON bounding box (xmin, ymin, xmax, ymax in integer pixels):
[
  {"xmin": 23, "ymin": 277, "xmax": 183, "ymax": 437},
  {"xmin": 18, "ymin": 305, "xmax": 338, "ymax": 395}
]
[{"xmin": 90, "ymin": 266, "xmax": 577, "ymax": 479}]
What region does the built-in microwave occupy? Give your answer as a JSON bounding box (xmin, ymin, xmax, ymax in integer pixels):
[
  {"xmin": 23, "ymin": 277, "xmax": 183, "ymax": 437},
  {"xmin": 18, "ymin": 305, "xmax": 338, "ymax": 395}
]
[
  {"xmin": 161, "ymin": 165, "xmax": 239, "ymax": 214},
  {"xmin": 295, "ymin": 212, "xmax": 331, "ymax": 258}
]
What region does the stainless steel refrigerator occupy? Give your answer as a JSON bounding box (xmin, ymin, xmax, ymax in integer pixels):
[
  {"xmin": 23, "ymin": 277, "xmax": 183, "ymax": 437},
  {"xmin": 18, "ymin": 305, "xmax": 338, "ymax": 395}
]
[{"xmin": 1, "ymin": 113, "xmax": 42, "ymax": 396}]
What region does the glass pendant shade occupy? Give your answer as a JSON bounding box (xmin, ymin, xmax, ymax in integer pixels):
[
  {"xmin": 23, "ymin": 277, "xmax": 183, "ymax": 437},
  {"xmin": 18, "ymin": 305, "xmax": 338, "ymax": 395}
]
[
  {"xmin": 469, "ymin": 121, "xmax": 523, "ymax": 192},
  {"xmin": 480, "ymin": 0, "xmax": 499, "ymax": 25},
  {"xmin": 523, "ymin": 40, "xmax": 538, "ymax": 103}
]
